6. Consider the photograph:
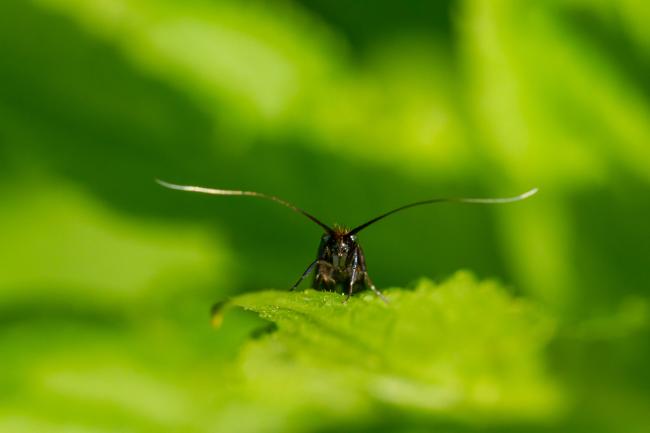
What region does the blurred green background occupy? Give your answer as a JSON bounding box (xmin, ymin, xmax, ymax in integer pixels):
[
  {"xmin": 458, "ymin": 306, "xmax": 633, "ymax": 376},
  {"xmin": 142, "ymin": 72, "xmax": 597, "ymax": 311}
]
[{"xmin": 1, "ymin": 0, "xmax": 649, "ymax": 432}]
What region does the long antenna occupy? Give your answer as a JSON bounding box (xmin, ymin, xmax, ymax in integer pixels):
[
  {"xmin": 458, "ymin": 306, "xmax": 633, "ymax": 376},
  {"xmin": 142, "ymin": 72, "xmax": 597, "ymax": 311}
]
[
  {"xmin": 349, "ymin": 188, "xmax": 538, "ymax": 235},
  {"xmin": 156, "ymin": 179, "xmax": 333, "ymax": 233}
]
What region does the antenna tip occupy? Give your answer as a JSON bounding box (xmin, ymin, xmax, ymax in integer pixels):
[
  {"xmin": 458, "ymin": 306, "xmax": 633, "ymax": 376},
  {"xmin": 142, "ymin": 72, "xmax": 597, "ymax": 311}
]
[
  {"xmin": 522, "ymin": 187, "xmax": 539, "ymax": 199},
  {"xmin": 156, "ymin": 179, "xmax": 182, "ymax": 190}
]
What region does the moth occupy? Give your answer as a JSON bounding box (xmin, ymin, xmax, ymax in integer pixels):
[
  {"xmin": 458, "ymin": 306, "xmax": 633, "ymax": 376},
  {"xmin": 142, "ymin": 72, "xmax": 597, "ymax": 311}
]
[{"xmin": 157, "ymin": 179, "xmax": 537, "ymax": 303}]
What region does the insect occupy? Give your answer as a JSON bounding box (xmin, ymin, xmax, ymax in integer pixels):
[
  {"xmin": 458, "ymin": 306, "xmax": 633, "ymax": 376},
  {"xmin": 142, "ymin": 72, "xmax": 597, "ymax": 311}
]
[{"xmin": 157, "ymin": 179, "xmax": 537, "ymax": 303}]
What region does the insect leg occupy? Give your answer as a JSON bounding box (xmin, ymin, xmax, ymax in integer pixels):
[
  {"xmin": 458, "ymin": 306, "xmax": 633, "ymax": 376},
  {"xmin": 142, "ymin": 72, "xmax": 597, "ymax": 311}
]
[
  {"xmin": 363, "ymin": 272, "xmax": 388, "ymax": 304},
  {"xmin": 290, "ymin": 259, "xmax": 318, "ymax": 291},
  {"xmin": 345, "ymin": 250, "xmax": 360, "ymax": 303},
  {"xmin": 357, "ymin": 245, "xmax": 389, "ymax": 304},
  {"xmin": 313, "ymin": 239, "xmax": 331, "ymax": 291},
  {"xmin": 316, "ymin": 260, "xmax": 336, "ymax": 292}
]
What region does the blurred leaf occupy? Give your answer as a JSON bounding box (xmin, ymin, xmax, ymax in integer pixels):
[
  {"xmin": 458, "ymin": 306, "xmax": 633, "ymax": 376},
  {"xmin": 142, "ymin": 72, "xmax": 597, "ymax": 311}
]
[
  {"xmin": 33, "ymin": 0, "xmax": 343, "ymax": 127},
  {"xmin": 0, "ymin": 175, "xmax": 227, "ymax": 306},
  {"xmin": 1, "ymin": 0, "xmax": 648, "ymax": 432},
  {"xmin": 460, "ymin": 0, "xmax": 650, "ymax": 311},
  {"xmin": 31, "ymin": 0, "xmax": 474, "ymax": 177},
  {"xmin": 212, "ymin": 272, "xmax": 563, "ymax": 432}
]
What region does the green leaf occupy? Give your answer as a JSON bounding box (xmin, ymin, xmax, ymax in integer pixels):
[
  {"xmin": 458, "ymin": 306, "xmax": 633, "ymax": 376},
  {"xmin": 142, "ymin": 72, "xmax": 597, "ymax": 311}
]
[{"xmin": 213, "ymin": 272, "xmax": 563, "ymax": 432}]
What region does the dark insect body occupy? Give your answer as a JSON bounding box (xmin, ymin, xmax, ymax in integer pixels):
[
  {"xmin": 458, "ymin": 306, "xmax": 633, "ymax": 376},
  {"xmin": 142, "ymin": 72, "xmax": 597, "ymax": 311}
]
[
  {"xmin": 294, "ymin": 226, "xmax": 386, "ymax": 302},
  {"xmin": 157, "ymin": 179, "xmax": 537, "ymax": 303}
]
